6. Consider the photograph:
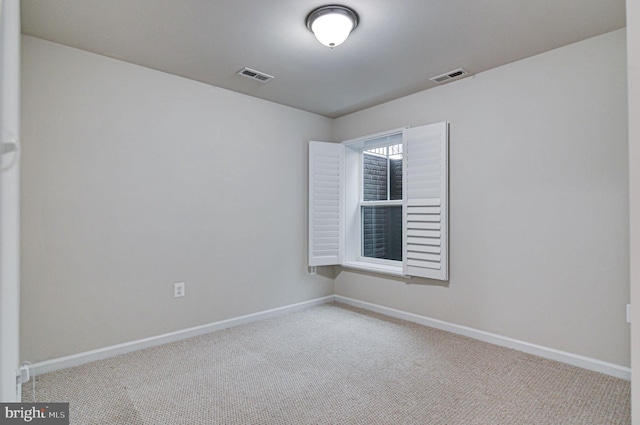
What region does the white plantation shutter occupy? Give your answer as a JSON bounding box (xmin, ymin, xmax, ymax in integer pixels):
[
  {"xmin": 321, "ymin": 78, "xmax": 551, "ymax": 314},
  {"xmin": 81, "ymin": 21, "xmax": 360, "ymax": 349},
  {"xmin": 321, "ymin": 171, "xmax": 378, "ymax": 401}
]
[
  {"xmin": 308, "ymin": 141, "xmax": 345, "ymax": 266},
  {"xmin": 402, "ymin": 123, "xmax": 449, "ymax": 280}
]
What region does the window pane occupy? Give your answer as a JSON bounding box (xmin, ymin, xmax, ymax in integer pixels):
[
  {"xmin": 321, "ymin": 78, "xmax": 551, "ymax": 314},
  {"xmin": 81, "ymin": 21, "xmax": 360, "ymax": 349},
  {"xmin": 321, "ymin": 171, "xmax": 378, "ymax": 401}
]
[
  {"xmin": 389, "ymin": 156, "xmax": 403, "ymax": 200},
  {"xmin": 362, "ymin": 205, "xmax": 402, "ymax": 261},
  {"xmin": 363, "ymin": 152, "xmax": 387, "ymax": 201},
  {"xmin": 362, "ymin": 145, "xmax": 402, "ymax": 201}
]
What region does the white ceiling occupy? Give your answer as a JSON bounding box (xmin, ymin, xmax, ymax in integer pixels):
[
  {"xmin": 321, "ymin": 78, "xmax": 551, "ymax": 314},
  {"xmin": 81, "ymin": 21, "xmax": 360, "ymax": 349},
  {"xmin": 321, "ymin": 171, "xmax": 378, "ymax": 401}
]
[{"xmin": 20, "ymin": 0, "xmax": 626, "ymax": 118}]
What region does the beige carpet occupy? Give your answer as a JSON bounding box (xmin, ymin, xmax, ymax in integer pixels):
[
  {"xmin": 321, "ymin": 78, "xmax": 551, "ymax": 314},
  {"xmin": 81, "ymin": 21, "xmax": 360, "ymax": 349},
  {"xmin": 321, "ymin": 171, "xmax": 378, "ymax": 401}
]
[{"xmin": 22, "ymin": 303, "xmax": 630, "ymax": 424}]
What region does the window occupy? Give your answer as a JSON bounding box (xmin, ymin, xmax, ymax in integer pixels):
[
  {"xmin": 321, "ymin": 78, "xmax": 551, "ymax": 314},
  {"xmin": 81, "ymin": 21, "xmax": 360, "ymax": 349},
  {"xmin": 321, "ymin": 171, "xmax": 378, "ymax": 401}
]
[
  {"xmin": 361, "ymin": 143, "xmax": 403, "ymax": 262},
  {"xmin": 309, "ymin": 122, "xmax": 449, "ymax": 281}
]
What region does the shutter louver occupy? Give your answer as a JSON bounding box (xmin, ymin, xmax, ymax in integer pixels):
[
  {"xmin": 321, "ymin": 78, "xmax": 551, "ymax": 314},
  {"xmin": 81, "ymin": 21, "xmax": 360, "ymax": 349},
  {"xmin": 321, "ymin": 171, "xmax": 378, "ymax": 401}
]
[
  {"xmin": 403, "ymin": 123, "xmax": 449, "ymax": 280},
  {"xmin": 308, "ymin": 141, "xmax": 345, "ymax": 266}
]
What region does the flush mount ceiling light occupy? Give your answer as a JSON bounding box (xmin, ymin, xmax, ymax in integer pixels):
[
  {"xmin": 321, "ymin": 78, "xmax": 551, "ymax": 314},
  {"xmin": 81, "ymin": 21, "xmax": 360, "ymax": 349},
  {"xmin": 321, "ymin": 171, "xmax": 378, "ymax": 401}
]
[{"xmin": 306, "ymin": 5, "xmax": 359, "ymax": 48}]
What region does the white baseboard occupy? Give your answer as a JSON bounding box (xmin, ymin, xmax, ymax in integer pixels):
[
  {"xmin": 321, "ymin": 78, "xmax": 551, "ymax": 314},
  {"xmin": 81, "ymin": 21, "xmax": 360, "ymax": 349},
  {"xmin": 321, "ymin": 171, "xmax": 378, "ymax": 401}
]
[
  {"xmin": 30, "ymin": 295, "xmax": 335, "ymax": 376},
  {"xmin": 334, "ymin": 295, "xmax": 631, "ymax": 381},
  {"xmin": 29, "ymin": 294, "xmax": 630, "ymax": 382}
]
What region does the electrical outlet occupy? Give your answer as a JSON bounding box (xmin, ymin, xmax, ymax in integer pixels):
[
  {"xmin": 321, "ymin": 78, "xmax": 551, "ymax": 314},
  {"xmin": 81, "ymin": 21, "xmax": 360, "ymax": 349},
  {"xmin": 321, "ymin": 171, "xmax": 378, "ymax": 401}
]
[
  {"xmin": 174, "ymin": 282, "xmax": 185, "ymax": 298},
  {"xmin": 627, "ymin": 304, "xmax": 631, "ymax": 324}
]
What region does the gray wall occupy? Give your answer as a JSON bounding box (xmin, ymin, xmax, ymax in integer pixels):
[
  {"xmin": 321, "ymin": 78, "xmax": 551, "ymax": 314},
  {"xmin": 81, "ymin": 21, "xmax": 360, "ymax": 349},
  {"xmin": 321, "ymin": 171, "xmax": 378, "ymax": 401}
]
[
  {"xmin": 333, "ymin": 29, "xmax": 630, "ymax": 367},
  {"xmin": 20, "ymin": 36, "xmax": 334, "ymax": 362},
  {"xmin": 21, "ymin": 29, "xmax": 630, "ymax": 369}
]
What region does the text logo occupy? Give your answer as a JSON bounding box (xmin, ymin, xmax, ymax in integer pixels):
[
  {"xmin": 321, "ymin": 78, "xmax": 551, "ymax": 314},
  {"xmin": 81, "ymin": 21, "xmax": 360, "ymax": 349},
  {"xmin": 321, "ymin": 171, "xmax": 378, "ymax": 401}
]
[{"xmin": 0, "ymin": 403, "xmax": 68, "ymax": 424}]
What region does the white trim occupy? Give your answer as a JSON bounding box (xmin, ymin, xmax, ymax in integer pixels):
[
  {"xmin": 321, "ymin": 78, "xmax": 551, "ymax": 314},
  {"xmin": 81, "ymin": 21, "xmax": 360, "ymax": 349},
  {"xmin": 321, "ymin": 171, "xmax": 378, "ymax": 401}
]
[
  {"xmin": 342, "ymin": 127, "xmax": 406, "ymax": 150},
  {"xmin": 341, "ymin": 261, "xmax": 407, "ymax": 278},
  {"xmin": 355, "ymin": 256, "xmax": 401, "ymax": 268},
  {"xmin": 0, "ymin": 0, "xmax": 22, "ymax": 402},
  {"xmin": 334, "ymin": 295, "xmax": 631, "ymax": 381},
  {"xmin": 29, "ymin": 296, "xmax": 335, "ymax": 376},
  {"xmin": 360, "ymin": 200, "xmax": 403, "ymax": 207},
  {"xmin": 28, "ymin": 294, "xmax": 630, "ymax": 382}
]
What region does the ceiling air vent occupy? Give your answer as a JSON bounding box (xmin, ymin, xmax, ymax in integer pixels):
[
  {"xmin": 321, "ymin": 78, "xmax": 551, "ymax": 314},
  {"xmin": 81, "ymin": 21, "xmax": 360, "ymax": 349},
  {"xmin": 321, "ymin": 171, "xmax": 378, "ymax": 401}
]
[
  {"xmin": 237, "ymin": 67, "xmax": 274, "ymax": 83},
  {"xmin": 429, "ymin": 68, "xmax": 469, "ymax": 85}
]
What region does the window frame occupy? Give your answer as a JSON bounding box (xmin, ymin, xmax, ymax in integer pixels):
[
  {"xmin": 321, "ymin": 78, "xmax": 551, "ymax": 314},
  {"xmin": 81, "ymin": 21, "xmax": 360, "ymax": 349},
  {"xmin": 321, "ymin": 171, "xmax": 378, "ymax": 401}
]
[
  {"xmin": 358, "ymin": 142, "xmax": 404, "ymax": 267},
  {"xmin": 343, "ymin": 128, "xmax": 406, "ymax": 275},
  {"xmin": 308, "ymin": 122, "xmax": 449, "ymax": 281}
]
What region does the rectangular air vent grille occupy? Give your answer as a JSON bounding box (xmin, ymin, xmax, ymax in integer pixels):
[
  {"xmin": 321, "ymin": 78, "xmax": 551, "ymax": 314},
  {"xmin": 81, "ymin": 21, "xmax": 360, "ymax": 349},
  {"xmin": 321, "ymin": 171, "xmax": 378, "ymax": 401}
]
[
  {"xmin": 429, "ymin": 68, "xmax": 469, "ymax": 85},
  {"xmin": 237, "ymin": 67, "xmax": 274, "ymax": 83}
]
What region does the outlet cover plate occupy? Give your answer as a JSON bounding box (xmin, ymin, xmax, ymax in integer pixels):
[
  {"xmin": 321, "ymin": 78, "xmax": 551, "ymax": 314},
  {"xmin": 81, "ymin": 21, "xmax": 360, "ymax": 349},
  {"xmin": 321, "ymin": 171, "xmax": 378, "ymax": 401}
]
[
  {"xmin": 627, "ymin": 304, "xmax": 631, "ymax": 324},
  {"xmin": 174, "ymin": 282, "xmax": 185, "ymax": 298}
]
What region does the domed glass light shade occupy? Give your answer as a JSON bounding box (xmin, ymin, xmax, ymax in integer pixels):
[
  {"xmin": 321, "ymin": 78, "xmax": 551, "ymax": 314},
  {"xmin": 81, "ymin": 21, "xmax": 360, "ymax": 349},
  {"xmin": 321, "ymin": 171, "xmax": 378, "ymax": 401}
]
[{"xmin": 306, "ymin": 5, "xmax": 359, "ymax": 48}]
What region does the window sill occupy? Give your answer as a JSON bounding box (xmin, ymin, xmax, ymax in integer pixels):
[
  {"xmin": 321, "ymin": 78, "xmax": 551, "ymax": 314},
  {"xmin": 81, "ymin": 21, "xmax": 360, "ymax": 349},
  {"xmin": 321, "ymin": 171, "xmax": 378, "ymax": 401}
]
[{"xmin": 340, "ymin": 261, "xmax": 409, "ymax": 278}]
